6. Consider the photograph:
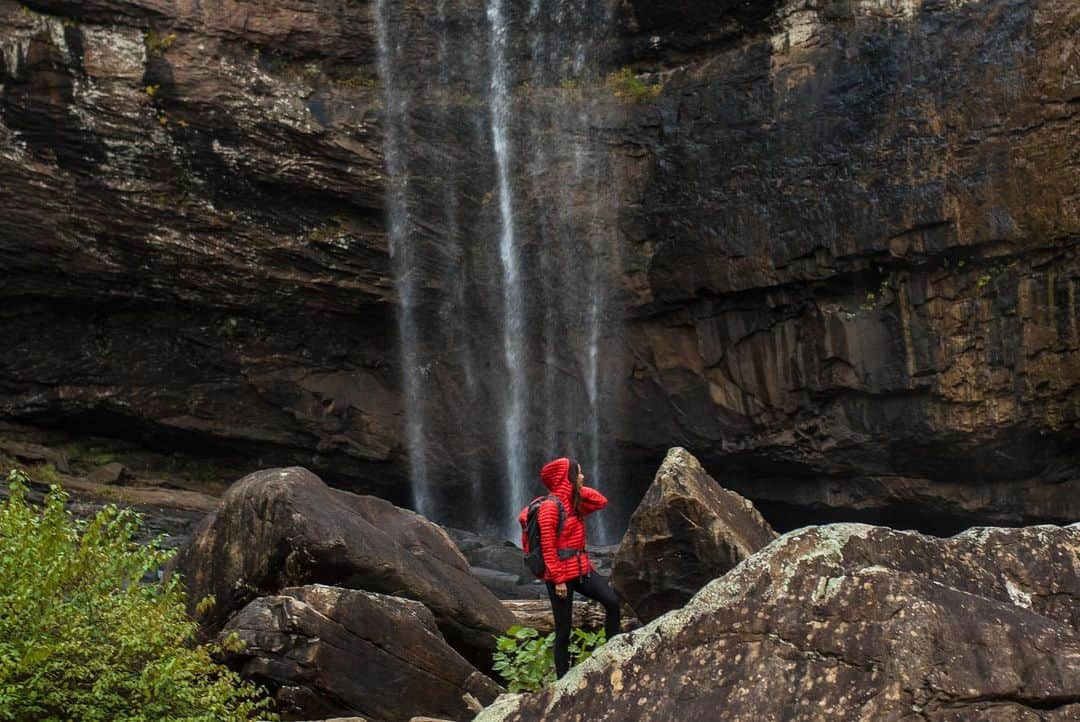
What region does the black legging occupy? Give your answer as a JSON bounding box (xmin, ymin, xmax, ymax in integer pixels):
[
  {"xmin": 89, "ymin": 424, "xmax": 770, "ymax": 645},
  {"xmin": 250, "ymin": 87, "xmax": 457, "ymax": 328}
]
[{"xmin": 545, "ymin": 572, "xmax": 621, "ymax": 678}]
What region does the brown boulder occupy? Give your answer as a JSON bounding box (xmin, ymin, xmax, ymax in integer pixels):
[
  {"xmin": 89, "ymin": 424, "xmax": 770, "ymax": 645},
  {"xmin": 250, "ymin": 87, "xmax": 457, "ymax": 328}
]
[
  {"xmin": 173, "ymin": 467, "xmax": 515, "ymax": 668},
  {"xmin": 222, "ymin": 585, "xmax": 500, "ymax": 722},
  {"xmin": 611, "ymin": 447, "xmax": 777, "ymax": 622},
  {"xmin": 86, "ymin": 461, "xmax": 131, "ymax": 485},
  {"xmin": 0, "ymin": 439, "xmax": 70, "ymax": 473},
  {"xmin": 478, "ymin": 523, "xmax": 1080, "ymax": 721}
]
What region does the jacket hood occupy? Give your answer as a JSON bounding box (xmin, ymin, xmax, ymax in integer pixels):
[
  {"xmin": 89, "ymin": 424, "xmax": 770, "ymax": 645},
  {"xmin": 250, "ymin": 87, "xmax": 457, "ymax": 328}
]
[{"xmin": 540, "ymin": 457, "xmax": 573, "ymax": 506}]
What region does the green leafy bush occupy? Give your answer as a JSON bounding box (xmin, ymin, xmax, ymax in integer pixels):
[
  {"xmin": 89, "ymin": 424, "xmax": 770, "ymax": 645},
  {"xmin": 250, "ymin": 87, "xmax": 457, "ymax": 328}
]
[
  {"xmin": 492, "ymin": 624, "xmax": 607, "ymax": 692},
  {"xmin": 607, "ymin": 67, "xmax": 663, "ymax": 103},
  {"xmin": 0, "ymin": 469, "xmax": 275, "ymax": 721}
]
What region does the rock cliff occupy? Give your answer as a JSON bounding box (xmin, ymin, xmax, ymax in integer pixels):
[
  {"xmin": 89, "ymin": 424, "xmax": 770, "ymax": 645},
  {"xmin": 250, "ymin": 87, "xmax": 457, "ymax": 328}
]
[{"xmin": 1, "ymin": 0, "xmax": 1076, "ymax": 534}]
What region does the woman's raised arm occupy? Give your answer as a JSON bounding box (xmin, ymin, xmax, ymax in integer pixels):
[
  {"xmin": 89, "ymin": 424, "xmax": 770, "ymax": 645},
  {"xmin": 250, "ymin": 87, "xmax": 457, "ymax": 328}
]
[{"xmin": 577, "ymin": 485, "xmax": 608, "ymax": 516}]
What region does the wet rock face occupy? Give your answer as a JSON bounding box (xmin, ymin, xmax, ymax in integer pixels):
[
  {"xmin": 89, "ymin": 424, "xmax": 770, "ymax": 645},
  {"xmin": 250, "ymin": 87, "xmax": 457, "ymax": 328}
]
[
  {"xmin": 0, "ymin": 0, "xmax": 1077, "ymax": 535},
  {"xmin": 172, "ymin": 467, "xmax": 516, "ymax": 669},
  {"xmin": 614, "ymin": 0, "xmax": 1080, "ymax": 530},
  {"xmin": 222, "ymin": 584, "xmax": 501, "ymax": 722},
  {"xmin": 0, "ymin": 0, "xmax": 405, "ymax": 497},
  {"xmin": 477, "ymin": 523, "xmax": 1080, "ymax": 722},
  {"xmin": 611, "ymin": 447, "xmax": 776, "ymax": 622}
]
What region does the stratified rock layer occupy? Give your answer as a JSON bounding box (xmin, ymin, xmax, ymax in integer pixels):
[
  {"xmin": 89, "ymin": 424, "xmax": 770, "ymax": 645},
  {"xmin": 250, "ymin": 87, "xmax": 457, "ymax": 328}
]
[
  {"xmin": 611, "ymin": 447, "xmax": 777, "ymax": 622},
  {"xmin": 0, "ymin": 0, "xmax": 1076, "ymax": 534},
  {"xmin": 222, "ymin": 584, "xmax": 501, "ymax": 722},
  {"xmin": 173, "ymin": 467, "xmax": 515, "ymax": 668},
  {"xmin": 615, "ymin": 0, "xmax": 1079, "ymax": 533},
  {"xmin": 477, "ymin": 523, "xmax": 1080, "ymax": 722}
]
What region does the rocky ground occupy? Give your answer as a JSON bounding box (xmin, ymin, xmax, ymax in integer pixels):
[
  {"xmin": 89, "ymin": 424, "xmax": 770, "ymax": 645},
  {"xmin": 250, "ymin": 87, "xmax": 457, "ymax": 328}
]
[
  {"xmin": 0, "ymin": 421, "xmax": 225, "ymax": 549},
  {"xmin": 478, "ymin": 448, "xmax": 1080, "ymax": 721},
  {"xmin": 3, "ymin": 438, "xmax": 1077, "ymax": 721}
]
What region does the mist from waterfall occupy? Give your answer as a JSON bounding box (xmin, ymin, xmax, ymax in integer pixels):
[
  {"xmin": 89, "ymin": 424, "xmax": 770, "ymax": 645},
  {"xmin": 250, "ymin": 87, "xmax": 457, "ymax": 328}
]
[
  {"xmin": 372, "ymin": 0, "xmax": 431, "ymax": 519},
  {"xmin": 525, "ymin": 0, "xmax": 620, "ymax": 543},
  {"xmin": 373, "ymin": 0, "xmax": 622, "ymax": 543},
  {"xmin": 435, "ymin": 0, "xmax": 481, "ymax": 510},
  {"xmin": 486, "ymin": 0, "xmax": 530, "ymax": 536}
]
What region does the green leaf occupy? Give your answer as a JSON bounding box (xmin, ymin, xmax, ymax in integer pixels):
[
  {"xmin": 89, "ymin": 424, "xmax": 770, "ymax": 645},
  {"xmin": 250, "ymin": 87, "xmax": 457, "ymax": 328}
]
[
  {"xmin": 490, "ymin": 624, "xmax": 608, "ymax": 692},
  {"xmin": 0, "ymin": 471, "xmax": 277, "ymax": 721}
]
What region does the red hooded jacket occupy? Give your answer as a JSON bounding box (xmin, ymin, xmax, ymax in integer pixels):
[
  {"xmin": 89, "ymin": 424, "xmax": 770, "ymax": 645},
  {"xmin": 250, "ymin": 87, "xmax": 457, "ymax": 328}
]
[{"xmin": 519, "ymin": 457, "xmax": 608, "ymax": 584}]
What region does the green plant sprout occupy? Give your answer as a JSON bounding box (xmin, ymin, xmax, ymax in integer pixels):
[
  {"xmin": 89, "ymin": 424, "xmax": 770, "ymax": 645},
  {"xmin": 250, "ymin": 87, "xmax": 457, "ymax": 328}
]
[
  {"xmin": 492, "ymin": 624, "xmax": 607, "ymax": 692},
  {"xmin": 607, "ymin": 67, "xmax": 663, "ymax": 103}
]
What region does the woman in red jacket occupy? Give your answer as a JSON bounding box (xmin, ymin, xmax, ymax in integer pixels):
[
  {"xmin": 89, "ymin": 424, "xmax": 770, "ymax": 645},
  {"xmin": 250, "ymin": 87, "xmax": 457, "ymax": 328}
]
[{"xmin": 535, "ymin": 456, "xmax": 620, "ymax": 678}]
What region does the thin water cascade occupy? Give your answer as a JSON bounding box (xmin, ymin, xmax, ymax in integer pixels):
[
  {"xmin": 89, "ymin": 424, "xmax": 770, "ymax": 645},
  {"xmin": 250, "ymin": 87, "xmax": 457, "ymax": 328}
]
[
  {"xmin": 373, "ymin": 0, "xmax": 431, "ymax": 519},
  {"xmin": 434, "ymin": 0, "xmax": 482, "ymax": 511},
  {"xmin": 486, "ymin": 0, "xmax": 530, "ymax": 537},
  {"xmin": 372, "ymin": 0, "xmax": 621, "ymax": 540},
  {"xmin": 530, "ymin": 0, "xmax": 559, "ymax": 464},
  {"xmin": 547, "ymin": 0, "xmax": 619, "ymax": 543}
]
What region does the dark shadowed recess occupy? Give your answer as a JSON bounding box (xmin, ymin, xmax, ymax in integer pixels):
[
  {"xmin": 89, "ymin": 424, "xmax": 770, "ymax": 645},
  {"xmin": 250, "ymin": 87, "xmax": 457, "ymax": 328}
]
[
  {"xmin": 15, "ymin": 407, "xmax": 414, "ymax": 510},
  {"xmin": 753, "ymin": 501, "xmax": 1009, "ymax": 538},
  {"xmin": 616, "ymin": 0, "xmax": 785, "ymax": 67},
  {"xmin": 629, "ymin": 0, "xmax": 781, "ymax": 34},
  {"xmin": 700, "ymin": 429, "xmax": 1080, "ymax": 537},
  {"xmin": 1, "ymin": 294, "xmax": 411, "ymax": 507}
]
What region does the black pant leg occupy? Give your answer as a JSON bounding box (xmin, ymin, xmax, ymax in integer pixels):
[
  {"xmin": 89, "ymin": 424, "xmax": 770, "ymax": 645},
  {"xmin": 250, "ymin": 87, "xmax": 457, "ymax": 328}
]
[
  {"xmin": 574, "ymin": 573, "xmax": 621, "ymax": 641},
  {"xmin": 546, "ymin": 580, "xmax": 575, "ymax": 678}
]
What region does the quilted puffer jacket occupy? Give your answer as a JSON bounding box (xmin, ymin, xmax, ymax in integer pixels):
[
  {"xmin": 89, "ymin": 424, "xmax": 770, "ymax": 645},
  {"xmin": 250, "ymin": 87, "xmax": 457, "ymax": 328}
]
[{"xmin": 520, "ymin": 457, "xmax": 607, "ymax": 584}]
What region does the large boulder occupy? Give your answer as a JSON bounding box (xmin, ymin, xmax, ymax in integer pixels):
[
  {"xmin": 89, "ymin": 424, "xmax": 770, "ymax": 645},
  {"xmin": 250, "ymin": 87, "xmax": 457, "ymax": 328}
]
[
  {"xmin": 478, "ymin": 523, "xmax": 1080, "ymax": 722},
  {"xmin": 0, "ymin": 439, "xmax": 69, "ymax": 472},
  {"xmin": 222, "ymin": 584, "xmax": 501, "ymax": 722},
  {"xmin": 173, "ymin": 467, "xmax": 515, "ymax": 667},
  {"xmin": 611, "ymin": 447, "xmax": 777, "ymax": 622}
]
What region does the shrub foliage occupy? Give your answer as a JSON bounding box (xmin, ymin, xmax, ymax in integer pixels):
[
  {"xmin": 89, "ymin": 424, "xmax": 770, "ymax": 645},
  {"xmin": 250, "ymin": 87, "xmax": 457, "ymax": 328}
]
[
  {"xmin": 492, "ymin": 624, "xmax": 606, "ymax": 692},
  {"xmin": 0, "ymin": 469, "xmax": 274, "ymax": 721},
  {"xmin": 607, "ymin": 67, "xmax": 663, "ymax": 103}
]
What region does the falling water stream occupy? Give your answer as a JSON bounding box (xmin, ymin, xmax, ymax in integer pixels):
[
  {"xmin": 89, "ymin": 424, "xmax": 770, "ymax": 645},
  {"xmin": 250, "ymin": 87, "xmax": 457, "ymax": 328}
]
[
  {"xmin": 372, "ymin": 0, "xmax": 431, "ymax": 519},
  {"xmin": 485, "ymin": 0, "xmax": 530, "ymax": 534},
  {"xmin": 373, "ymin": 0, "xmax": 620, "ymax": 542}
]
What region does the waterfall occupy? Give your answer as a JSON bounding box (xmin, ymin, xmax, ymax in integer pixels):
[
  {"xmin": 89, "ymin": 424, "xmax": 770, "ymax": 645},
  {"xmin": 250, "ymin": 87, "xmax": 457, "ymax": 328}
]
[
  {"xmin": 529, "ymin": 0, "xmax": 559, "ymax": 463},
  {"xmin": 486, "ymin": 0, "xmax": 530, "ymax": 537},
  {"xmin": 372, "ymin": 0, "xmax": 621, "ymax": 541},
  {"xmin": 435, "ymin": 0, "xmax": 482, "ymax": 511},
  {"xmin": 540, "ymin": 0, "xmax": 619, "ymax": 543},
  {"xmin": 372, "ymin": 0, "xmax": 431, "ymax": 518}
]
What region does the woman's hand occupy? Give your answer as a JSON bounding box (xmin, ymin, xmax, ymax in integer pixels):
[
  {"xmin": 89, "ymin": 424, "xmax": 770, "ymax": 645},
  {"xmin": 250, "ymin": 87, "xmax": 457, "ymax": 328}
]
[{"xmin": 555, "ymin": 583, "xmax": 567, "ymax": 598}]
